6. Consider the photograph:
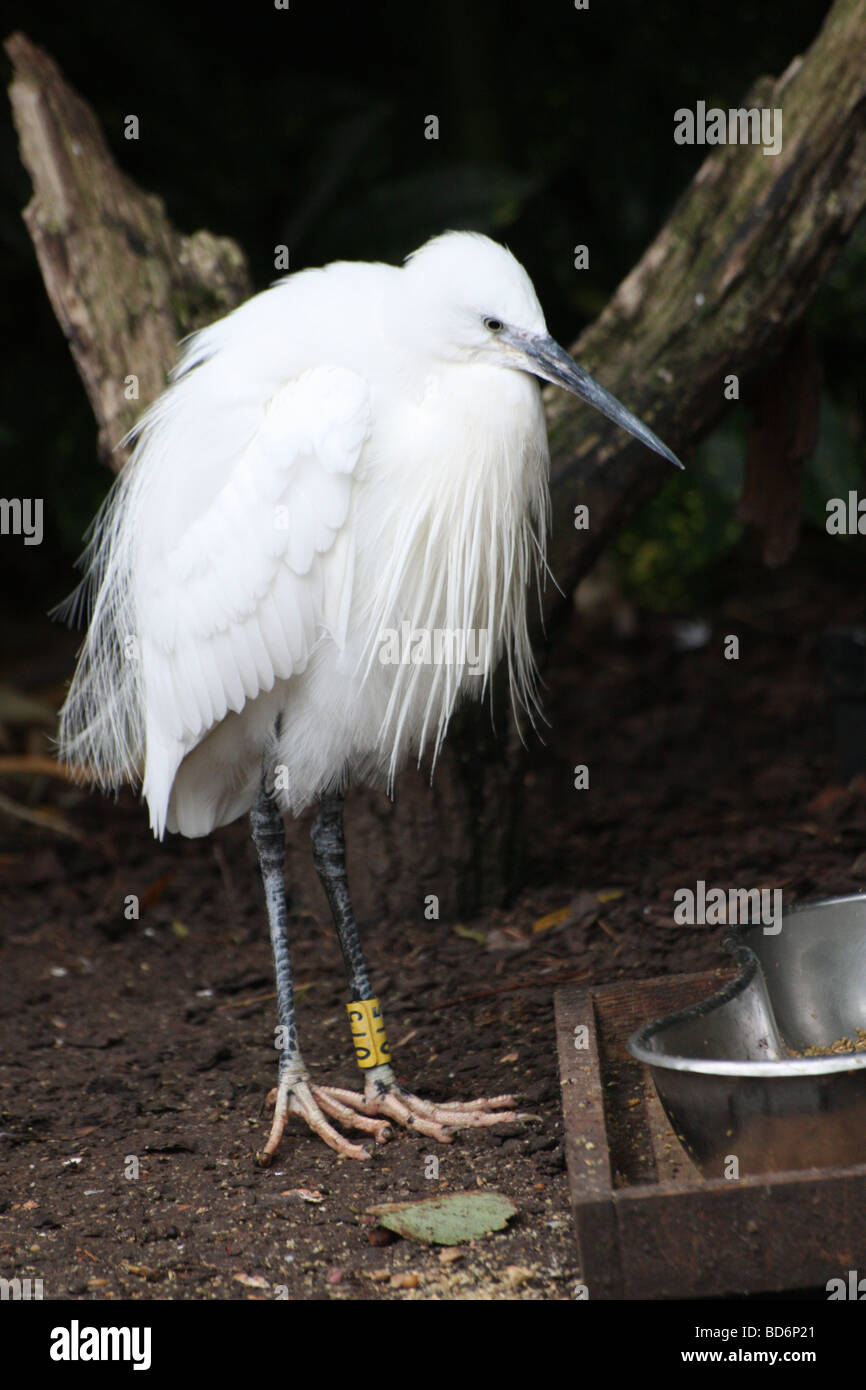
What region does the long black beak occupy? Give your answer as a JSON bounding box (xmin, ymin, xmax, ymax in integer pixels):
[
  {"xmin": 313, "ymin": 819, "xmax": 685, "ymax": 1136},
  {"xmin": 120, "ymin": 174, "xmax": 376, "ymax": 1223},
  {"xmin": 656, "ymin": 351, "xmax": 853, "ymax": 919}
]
[{"xmin": 518, "ymin": 333, "xmax": 683, "ymax": 470}]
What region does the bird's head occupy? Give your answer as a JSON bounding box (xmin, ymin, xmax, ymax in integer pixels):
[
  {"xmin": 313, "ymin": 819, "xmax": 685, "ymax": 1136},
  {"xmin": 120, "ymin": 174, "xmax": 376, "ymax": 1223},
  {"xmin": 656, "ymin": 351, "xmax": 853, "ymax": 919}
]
[{"xmin": 403, "ymin": 231, "xmax": 682, "ymax": 470}]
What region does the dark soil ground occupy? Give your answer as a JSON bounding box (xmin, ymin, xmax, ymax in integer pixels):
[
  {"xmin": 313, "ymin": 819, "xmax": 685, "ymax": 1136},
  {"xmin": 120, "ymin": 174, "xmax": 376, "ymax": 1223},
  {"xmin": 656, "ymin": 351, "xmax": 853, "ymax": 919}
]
[{"xmin": 2, "ymin": 550, "xmax": 865, "ymax": 1300}]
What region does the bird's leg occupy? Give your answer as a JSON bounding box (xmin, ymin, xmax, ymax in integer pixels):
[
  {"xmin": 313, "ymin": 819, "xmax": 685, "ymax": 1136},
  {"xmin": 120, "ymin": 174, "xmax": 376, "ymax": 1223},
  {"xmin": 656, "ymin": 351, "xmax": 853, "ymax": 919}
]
[
  {"xmin": 251, "ymin": 780, "xmax": 390, "ymax": 1164},
  {"xmin": 310, "ymin": 792, "xmax": 527, "ymax": 1142}
]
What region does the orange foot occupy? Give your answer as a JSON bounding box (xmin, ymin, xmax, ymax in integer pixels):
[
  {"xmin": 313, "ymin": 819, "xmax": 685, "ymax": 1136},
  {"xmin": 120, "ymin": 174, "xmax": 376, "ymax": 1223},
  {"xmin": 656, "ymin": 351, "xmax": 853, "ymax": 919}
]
[{"xmin": 257, "ymin": 1062, "xmax": 532, "ymax": 1163}]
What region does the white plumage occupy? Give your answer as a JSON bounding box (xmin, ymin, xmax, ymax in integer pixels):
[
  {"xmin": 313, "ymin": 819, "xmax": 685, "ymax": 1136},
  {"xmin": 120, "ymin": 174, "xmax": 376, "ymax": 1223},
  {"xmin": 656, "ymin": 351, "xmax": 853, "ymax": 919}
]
[{"xmin": 59, "ymin": 233, "xmax": 555, "ymax": 836}]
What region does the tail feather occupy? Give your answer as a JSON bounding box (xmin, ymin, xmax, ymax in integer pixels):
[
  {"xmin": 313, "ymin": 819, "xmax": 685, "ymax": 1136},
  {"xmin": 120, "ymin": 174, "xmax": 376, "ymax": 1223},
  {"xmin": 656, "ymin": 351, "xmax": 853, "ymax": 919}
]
[{"xmin": 54, "ymin": 465, "xmax": 145, "ymax": 792}]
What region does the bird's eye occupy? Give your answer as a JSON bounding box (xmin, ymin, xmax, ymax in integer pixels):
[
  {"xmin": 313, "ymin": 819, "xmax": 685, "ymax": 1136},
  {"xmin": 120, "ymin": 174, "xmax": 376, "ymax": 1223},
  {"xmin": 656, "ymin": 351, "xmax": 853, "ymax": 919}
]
[{"xmin": 484, "ymin": 317, "xmax": 504, "ymax": 333}]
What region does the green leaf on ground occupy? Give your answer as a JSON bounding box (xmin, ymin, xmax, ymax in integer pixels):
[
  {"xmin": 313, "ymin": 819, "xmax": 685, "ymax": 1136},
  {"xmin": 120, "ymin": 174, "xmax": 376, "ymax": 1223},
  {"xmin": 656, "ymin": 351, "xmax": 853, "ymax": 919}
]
[{"xmin": 366, "ymin": 1191, "xmax": 517, "ymax": 1245}]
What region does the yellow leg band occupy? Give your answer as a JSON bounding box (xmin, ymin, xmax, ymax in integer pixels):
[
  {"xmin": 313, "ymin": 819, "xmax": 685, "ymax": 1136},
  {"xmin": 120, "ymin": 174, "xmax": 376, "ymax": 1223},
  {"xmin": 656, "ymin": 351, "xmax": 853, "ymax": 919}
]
[{"xmin": 346, "ymin": 997, "xmax": 391, "ymax": 1069}]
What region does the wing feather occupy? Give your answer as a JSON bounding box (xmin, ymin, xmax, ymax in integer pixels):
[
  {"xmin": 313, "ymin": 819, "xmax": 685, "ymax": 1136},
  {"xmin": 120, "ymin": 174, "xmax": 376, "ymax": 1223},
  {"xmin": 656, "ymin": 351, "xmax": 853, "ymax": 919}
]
[{"xmin": 58, "ymin": 362, "xmax": 370, "ymax": 837}]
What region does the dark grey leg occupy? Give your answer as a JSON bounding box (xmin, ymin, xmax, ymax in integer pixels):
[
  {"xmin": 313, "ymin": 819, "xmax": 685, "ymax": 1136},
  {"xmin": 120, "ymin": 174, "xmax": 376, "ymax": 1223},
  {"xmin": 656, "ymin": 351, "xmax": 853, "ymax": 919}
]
[
  {"xmin": 311, "ymin": 792, "xmax": 396, "ymax": 1094},
  {"xmin": 252, "ymin": 765, "xmax": 390, "ymax": 1163},
  {"xmin": 310, "ymin": 792, "xmax": 373, "ymax": 1001},
  {"xmin": 250, "ymin": 781, "xmax": 301, "ymax": 1085}
]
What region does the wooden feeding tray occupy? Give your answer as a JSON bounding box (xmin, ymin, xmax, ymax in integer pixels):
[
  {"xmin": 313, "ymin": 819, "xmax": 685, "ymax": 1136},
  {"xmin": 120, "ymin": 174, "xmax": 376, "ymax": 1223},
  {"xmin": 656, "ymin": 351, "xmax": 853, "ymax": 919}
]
[{"xmin": 555, "ymin": 970, "xmax": 866, "ymax": 1299}]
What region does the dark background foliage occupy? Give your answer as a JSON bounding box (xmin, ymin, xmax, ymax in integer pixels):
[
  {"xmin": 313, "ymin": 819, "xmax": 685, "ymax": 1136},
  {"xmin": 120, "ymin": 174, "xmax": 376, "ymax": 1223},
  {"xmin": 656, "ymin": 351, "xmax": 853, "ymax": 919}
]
[{"xmin": 1, "ymin": 0, "xmax": 863, "ymax": 632}]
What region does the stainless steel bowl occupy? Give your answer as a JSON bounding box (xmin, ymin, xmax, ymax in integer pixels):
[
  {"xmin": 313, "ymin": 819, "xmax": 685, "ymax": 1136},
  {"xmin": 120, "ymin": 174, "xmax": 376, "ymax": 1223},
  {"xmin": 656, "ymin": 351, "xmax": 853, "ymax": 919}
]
[{"xmin": 627, "ymin": 894, "xmax": 866, "ymax": 1177}]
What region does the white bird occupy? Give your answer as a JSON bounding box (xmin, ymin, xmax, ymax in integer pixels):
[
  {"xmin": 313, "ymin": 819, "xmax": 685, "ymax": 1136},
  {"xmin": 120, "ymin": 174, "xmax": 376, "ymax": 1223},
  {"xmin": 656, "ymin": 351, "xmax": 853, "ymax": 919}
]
[{"xmin": 58, "ymin": 231, "xmax": 681, "ymax": 1161}]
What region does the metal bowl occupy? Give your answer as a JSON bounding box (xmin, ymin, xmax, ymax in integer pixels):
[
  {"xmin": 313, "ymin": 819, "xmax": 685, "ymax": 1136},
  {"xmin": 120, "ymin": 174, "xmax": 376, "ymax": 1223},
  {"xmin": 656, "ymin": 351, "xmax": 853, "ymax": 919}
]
[{"xmin": 627, "ymin": 894, "xmax": 866, "ymax": 1177}]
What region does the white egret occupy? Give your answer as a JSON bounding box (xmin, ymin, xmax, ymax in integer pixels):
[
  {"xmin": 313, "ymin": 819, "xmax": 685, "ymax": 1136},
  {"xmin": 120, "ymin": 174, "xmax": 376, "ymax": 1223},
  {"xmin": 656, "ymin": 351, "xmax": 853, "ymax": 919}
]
[{"xmin": 58, "ymin": 231, "xmax": 681, "ymax": 1161}]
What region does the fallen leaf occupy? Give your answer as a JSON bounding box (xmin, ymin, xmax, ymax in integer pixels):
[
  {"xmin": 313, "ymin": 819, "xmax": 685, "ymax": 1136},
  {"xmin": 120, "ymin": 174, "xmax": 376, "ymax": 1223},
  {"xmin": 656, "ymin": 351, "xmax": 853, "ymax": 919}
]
[
  {"xmin": 532, "ymin": 891, "xmax": 601, "ymax": 934},
  {"xmin": 531, "ymin": 906, "xmax": 571, "ymax": 934},
  {"xmin": 120, "ymin": 1262, "xmax": 162, "ymax": 1282},
  {"xmin": 453, "ymin": 924, "xmax": 486, "ymax": 944},
  {"xmin": 366, "ymin": 1191, "xmax": 517, "ymax": 1246}
]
